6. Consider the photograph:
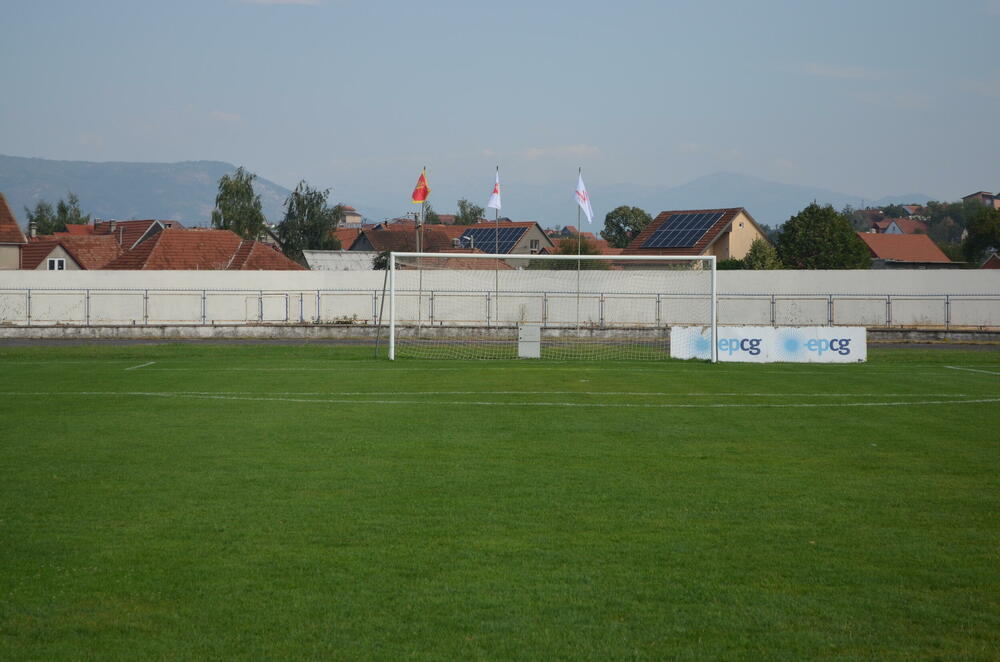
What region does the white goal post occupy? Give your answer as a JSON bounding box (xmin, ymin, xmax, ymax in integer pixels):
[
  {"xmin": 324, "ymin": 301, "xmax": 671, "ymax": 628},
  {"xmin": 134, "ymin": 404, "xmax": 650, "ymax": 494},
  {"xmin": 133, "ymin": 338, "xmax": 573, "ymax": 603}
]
[{"xmin": 388, "ymin": 252, "xmax": 717, "ymax": 362}]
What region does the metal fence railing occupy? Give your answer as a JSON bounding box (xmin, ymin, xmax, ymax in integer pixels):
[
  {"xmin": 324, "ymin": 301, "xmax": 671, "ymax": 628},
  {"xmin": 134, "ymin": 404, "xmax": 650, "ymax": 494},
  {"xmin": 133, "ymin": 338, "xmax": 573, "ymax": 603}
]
[{"xmin": 1, "ymin": 288, "xmax": 998, "ymax": 329}]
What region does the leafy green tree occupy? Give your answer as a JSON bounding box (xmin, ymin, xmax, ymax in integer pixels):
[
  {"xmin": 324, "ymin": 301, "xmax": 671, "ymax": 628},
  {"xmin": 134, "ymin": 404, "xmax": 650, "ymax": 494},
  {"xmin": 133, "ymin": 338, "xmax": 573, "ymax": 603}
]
[
  {"xmin": 600, "ymin": 205, "xmax": 652, "ymax": 248},
  {"xmin": 454, "ymin": 199, "xmax": 484, "ymax": 225},
  {"xmin": 277, "ymin": 181, "xmax": 344, "ymax": 265},
  {"xmin": 530, "ymin": 235, "xmax": 608, "ymax": 269},
  {"xmin": 936, "ymin": 242, "xmax": 965, "ymax": 263},
  {"xmin": 962, "ymin": 204, "xmax": 1000, "ymax": 264},
  {"xmin": 881, "ymin": 203, "xmax": 908, "ymax": 218},
  {"xmin": 211, "ymin": 166, "xmax": 267, "ymax": 240},
  {"xmin": 840, "ymin": 204, "xmax": 870, "ymax": 232},
  {"xmin": 776, "ymin": 203, "xmax": 871, "ymax": 269},
  {"xmin": 24, "ymin": 192, "xmax": 90, "ymax": 235},
  {"xmin": 24, "ymin": 200, "xmax": 55, "ymax": 235},
  {"xmin": 716, "ymin": 258, "xmax": 744, "ymax": 270},
  {"xmin": 925, "ymin": 200, "xmax": 977, "ymax": 244},
  {"xmin": 742, "ymin": 238, "xmax": 783, "ymax": 269},
  {"xmin": 423, "ymin": 204, "xmax": 441, "ymax": 225}
]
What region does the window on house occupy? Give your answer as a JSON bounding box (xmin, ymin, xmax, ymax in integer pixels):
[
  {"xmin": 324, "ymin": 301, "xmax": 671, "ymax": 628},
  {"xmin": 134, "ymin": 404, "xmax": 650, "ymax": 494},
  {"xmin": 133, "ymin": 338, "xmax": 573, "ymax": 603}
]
[
  {"xmin": 530, "ymin": 239, "xmax": 539, "ymax": 249},
  {"xmin": 47, "ymin": 258, "xmax": 65, "ymax": 271}
]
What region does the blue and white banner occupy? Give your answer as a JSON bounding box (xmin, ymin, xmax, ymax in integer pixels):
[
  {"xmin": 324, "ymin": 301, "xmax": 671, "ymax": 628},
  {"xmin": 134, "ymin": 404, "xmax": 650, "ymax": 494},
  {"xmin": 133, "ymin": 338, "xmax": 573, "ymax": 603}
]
[{"xmin": 671, "ymin": 326, "xmax": 867, "ymax": 363}]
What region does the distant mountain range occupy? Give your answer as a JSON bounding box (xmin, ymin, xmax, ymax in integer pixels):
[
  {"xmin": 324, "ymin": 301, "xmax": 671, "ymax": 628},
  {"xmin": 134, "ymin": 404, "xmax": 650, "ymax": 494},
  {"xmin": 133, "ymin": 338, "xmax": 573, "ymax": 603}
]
[
  {"xmin": 0, "ymin": 154, "xmax": 933, "ymax": 231},
  {"xmin": 0, "ymin": 154, "xmax": 291, "ymax": 227}
]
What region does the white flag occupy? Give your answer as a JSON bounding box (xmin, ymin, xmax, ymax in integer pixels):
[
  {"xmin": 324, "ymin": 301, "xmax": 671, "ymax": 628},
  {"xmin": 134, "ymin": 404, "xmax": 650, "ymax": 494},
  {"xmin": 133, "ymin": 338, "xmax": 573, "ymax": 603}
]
[
  {"xmin": 575, "ymin": 172, "xmax": 594, "ymax": 223},
  {"xmin": 486, "ymin": 168, "xmax": 501, "ymax": 210}
]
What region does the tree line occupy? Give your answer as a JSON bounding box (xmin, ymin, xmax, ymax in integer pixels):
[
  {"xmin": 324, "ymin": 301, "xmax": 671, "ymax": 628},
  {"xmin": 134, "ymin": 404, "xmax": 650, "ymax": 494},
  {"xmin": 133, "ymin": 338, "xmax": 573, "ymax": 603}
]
[
  {"xmin": 598, "ymin": 201, "xmax": 1000, "ymax": 268},
  {"xmin": 21, "ymin": 176, "xmax": 1000, "ymax": 268}
]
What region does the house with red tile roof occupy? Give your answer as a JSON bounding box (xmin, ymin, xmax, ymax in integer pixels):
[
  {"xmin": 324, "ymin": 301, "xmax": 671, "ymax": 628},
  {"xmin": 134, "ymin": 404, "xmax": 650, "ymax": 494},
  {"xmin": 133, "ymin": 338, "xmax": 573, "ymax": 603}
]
[
  {"xmin": 352, "ymin": 221, "xmax": 553, "ymax": 256},
  {"xmin": 621, "ymin": 208, "xmax": 769, "ymax": 262},
  {"xmin": 333, "ymin": 227, "xmax": 362, "ymax": 250},
  {"xmin": 962, "ymin": 191, "xmax": 1000, "ymax": 210},
  {"xmin": 68, "ymin": 219, "xmax": 186, "ymax": 249},
  {"xmin": 351, "ymin": 226, "xmax": 449, "ymax": 254},
  {"xmin": 396, "ymin": 249, "xmax": 516, "ymax": 270},
  {"xmin": 21, "ymin": 234, "xmax": 123, "ymax": 270},
  {"xmin": 856, "ymin": 232, "xmax": 955, "ymax": 269},
  {"xmin": 341, "ymin": 206, "xmax": 363, "ymax": 226},
  {"xmin": 871, "ymin": 218, "xmax": 929, "ymax": 235},
  {"xmin": 980, "ymin": 253, "xmax": 1000, "ymax": 269},
  {"xmin": 0, "ymin": 193, "xmax": 28, "ymax": 269},
  {"xmin": 102, "ymin": 229, "xmax": 305, "ymax": 270}
]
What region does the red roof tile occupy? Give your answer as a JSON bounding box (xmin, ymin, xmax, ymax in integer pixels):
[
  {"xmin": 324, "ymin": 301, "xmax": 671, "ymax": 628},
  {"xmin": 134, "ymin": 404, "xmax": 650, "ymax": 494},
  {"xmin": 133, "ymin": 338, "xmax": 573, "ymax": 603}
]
[
  {"xmin": 20, "ymin": 240, "xmax": 61, "ymax": 269},
  {"xmin": 856, "ymin": 232, "xmax": 951, "ymax": 263},
  {"xmin": 872, "ymin": 218, "xmax": 929, "ymax": 234},
  {"xmin": 61, "ymin": 224, "xmax": 95, "ymax": 235},
  {"xmin": 0, "ymin": 193, "xmax": 28, "ymax": 244},
  {"xmin": 22, "ymin": 234, "xmax": 123, "ymax": 269},
  {"xmin": 103, "ymin": 229, "xmax": 304, "ymax": 270},
  {"xmin": 228, "ymin": 240, "xmax": 256, "ymax": 270},
  {"xmin": 982, "ymin": 253, "xmax": 1000, "ymax": 269},
  {"xmin": 357, "ymin": 221, "xmax": 550, "ymax": 254},
  {"xmin": 239, "ymin": 242, "xmax": 306, "ymax": 270},
  {"xmin": 92, "ymin": 220, "xmax": 159, "ymax": 249},
  {"xmin": 333, "ymin": 227, "xmax": 361, "ymax": 249},
  {"xmin": 358, "ymin": 227, "xmax": 458, "ymax": 253},
  {"xmin": 88, "ymin": 219, "xmax": 184, "ymax": 249},
  {"xmin": 57, "ymin": 235, "xmax": 123, "ymax": 269}
]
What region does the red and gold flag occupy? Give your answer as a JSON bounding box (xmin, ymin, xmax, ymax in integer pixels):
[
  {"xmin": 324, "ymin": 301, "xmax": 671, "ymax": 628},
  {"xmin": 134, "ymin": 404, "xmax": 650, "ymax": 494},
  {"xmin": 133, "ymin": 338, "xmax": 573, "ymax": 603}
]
[{"xmin": 411, "ymin": 168, "xmax": 430, "ymax": 203}]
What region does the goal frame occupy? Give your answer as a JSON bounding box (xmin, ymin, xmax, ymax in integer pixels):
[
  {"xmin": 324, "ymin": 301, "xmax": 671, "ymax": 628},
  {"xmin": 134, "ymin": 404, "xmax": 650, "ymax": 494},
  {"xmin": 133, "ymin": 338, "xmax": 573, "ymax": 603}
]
[{"xmin": 388, "ymin": 252, "xmax": 717, "ymax": 362}]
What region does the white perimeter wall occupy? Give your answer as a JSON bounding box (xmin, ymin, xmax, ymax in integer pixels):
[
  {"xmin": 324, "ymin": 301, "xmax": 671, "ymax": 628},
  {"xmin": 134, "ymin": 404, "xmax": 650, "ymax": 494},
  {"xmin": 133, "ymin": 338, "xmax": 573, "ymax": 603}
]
[{"xmin": 1, "ymin": 269, "xmax": 998, "ymax": 328}]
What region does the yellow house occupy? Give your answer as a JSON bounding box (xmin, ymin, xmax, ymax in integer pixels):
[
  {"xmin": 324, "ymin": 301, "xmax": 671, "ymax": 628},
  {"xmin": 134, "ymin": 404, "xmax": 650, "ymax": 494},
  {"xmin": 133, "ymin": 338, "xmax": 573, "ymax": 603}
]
[{"xmin": 621, "ymin": 207, "xmax": 769, "ymax": 261}]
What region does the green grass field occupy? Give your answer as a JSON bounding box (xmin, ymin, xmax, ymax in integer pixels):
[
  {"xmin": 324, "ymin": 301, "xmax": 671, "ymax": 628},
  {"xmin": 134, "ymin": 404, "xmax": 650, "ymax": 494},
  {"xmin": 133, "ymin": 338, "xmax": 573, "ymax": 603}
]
[{"xmin": 1, "ymin": 343, "xmax": 998, "ymax": 660}]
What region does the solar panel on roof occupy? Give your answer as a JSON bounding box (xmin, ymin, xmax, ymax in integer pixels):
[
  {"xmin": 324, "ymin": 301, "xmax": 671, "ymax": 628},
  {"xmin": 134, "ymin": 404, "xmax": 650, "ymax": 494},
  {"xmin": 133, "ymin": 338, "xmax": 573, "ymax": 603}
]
[
  {"xmin": 457, "ymin": 226, "xmax": 527, "ymax": 253},
  {"xmin": 641, "ymin": 211, "xmax": 725, "ymax": 249}
]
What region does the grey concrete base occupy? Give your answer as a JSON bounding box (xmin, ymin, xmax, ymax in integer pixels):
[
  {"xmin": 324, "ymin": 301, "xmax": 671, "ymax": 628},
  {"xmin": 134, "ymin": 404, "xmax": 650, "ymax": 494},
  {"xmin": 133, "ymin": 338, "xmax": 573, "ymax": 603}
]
[
  {"xmin": 0, "ymin": 324, "xmax": 381, "ymax": 341},
  {"xmin": 868, "ymin": 328, "xmax": 1000, "ymax": 343}
]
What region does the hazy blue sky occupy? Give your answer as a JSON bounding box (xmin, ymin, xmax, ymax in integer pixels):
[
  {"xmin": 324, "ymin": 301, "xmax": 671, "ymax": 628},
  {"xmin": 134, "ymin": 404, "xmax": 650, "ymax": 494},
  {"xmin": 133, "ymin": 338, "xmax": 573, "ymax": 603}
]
[{"xmin": 2, "ymin": 0, "xmax": 998, "ymax": 219}]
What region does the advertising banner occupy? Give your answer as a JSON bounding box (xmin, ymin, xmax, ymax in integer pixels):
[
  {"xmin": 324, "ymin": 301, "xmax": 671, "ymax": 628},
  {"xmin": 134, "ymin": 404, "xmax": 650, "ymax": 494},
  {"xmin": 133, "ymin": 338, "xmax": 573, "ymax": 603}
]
[{"xmin": 670, "ymin": 326, "xmax": 867, "ymax": 363}]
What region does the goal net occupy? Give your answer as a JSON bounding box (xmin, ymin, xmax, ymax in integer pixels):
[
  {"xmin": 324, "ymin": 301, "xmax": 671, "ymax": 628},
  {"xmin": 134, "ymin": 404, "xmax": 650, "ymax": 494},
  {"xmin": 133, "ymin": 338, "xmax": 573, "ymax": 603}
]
[{"xmin": 388, "ymin": 252, "xmax": 716, "ymax": 361}]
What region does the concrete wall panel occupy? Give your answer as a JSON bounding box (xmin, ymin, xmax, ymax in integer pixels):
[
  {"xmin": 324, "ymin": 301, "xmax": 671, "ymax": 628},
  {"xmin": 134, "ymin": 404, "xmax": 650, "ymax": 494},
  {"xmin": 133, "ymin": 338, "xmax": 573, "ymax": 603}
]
[
  {"xmin": 775, "ymin": 298, "xmax": 827, "ymax": 325},
  {"xmin": 1, "ymin": 269, "xmax": 998, "ymax": 328}
]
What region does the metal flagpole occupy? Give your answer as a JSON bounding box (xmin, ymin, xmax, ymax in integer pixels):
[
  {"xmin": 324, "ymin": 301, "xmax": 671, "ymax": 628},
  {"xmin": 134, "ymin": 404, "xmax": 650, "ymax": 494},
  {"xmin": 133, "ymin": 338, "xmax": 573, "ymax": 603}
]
[
  {"xmin": 494, "ymin": 166, "xmax": 500, "ymax": 327},
  {"xmin": 576, "ymin": 167, "xmax": 582, "ymax": 331},
  {"xmin": 416, "ymin": 168, "xmax": 426, "ymax": 336}
]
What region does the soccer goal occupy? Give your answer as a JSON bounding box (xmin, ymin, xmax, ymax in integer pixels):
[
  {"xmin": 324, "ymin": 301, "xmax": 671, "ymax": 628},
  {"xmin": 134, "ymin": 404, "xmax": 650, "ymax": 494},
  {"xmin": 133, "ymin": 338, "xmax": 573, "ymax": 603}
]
[{"xmin": 387, "ymin": 252, "xmax": 717, "ymax": 361}]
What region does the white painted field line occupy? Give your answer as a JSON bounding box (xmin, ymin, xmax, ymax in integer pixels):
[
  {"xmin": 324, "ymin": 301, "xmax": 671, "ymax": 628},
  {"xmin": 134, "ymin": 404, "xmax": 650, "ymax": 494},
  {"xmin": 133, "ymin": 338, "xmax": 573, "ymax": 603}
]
[
  {"xmin": 125, "ymin": 361, "xmax": 156, "ymax": 371},
  {"xmin": 100, "ymin": 390, "xmax": 973, "ymax": 398},
  {"xmin": 1, "ymin": 360, "xmax": 138, "ymax": 365},
  {"xmin": 945, "ymin": 366, "xmax": 1000, "ymax": 376},
  {"xmin": 1, "ymin": 391, "xmax": 997, "ymax": 409},
  {"xmin": 139, "ymin": 366, "xmax": 966, "ymax": 375},
  {"xmin": 0, "ymin": 390, "xmax": 970, "ymax": 398}
]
